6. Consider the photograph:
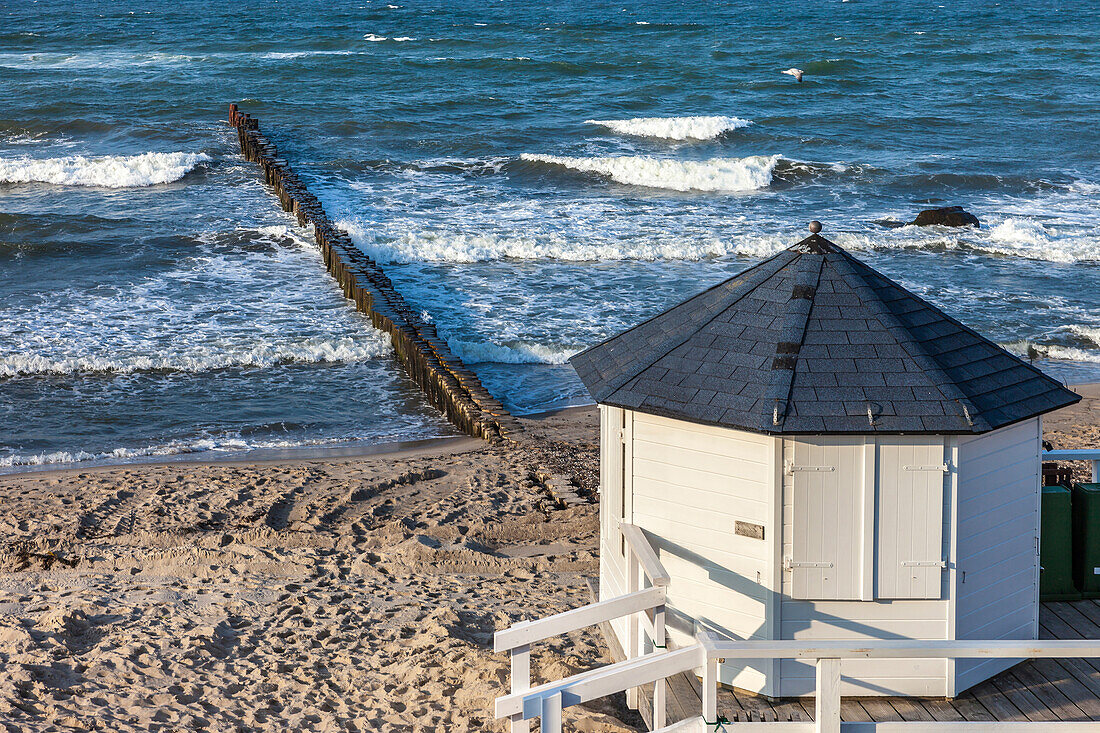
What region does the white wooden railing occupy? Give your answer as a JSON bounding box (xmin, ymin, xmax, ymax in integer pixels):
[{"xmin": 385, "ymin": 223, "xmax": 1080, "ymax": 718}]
[
  {"xmin": 494, "ymin": 522, "xmax": 670, "ymax": 732},
  {"xmin": 495, "ymin": 515, "xmax": 1100, "ymax": 733},
  {"xmin": 499, "ymin": 632, "xmax": 1100, "ymax": 732},
  {"xmin": 1043, "ymin": 449, "xmax": 1100, "ymax": 482}
]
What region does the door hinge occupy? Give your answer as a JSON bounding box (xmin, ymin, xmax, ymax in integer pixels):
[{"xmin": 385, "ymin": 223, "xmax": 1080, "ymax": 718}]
[
  {"xmin": 786, "ymin": 464, "xmax": 836, "ymax": 474},
  {"xmin": 903, "ymin": 464, "xmax": 950, "ymax": 472},
  {"xmin": 901, "ymin": 560, "xmax": 947, "ymax": 568},
  {"xmin": 784, "ymin": 557, "xmax": 834, "ymax": 570}
]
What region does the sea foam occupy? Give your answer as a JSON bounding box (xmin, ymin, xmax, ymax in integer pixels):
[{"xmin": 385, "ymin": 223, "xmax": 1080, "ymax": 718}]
[
  {"xmin": 0, "ymin": 433, "xmax": 396, "ymax": 469},
  {"xmin": 446, "ymin": 338, "xmax": 577, "ymax": 364},
  {"xmin": 1004, "ymin": 340, "xmax": 1100, "ymax": 365},
  {"xmin": 0, "ymin": 335, "xmax": 391, "ymax": 378},
  {"xmin": 584, "ymin": 115, "xmax": 752, "ymax": 140},
  {"xmin": 0, "ymin": 152, "xmax": 210, "ymax": 187},
  {"xmin": 520, "ymin": 153, "xmax": 779, "ymax": 192},
  {"xmin": 337, "ymin": 218, "xmax": 764, "ymax": 263},
  {"xmin": 989, "ymin": 217, "xmax": 1053, "ymax": 246}
]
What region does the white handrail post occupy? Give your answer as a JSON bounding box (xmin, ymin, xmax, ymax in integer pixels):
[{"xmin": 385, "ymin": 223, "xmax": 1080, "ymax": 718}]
[
  {"xmin": 540, "ymin": 692, "xmax": 562, "ymax": 733},
  {"xmin": 510, "ymin": 635, "xmax": 532, "ymax": 733},
  {"xmin": 651, "ymin": 598, "xmax": 668, "ymax": 726},
  {"xmin": 702, "ymin": 655, "xmax": 717, "ymax": 725},
  {"xmin": 653, "ymin": 602, "xmax": 667, "ymax": 728},
  {"xmin": 625, "ymin": 547, "xmax": 641, "ymax": 709},
  {"xmin": 815, "ymin": 658, "xmax": 841, "ymax": 733}
]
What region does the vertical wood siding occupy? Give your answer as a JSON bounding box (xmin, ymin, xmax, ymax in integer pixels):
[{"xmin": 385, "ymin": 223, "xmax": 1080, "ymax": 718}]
[{"xmin": 953, "ymin": 418, "xmax": 1041, "ymax": 693}]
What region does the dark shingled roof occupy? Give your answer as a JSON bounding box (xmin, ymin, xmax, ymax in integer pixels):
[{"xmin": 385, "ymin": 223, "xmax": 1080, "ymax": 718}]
[{"xmin": 569, "ymin": 233, "xmax": 1080, "ymax": 435}]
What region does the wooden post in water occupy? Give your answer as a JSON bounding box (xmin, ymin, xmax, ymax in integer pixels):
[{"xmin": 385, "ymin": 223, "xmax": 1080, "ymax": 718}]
[{"xmin": 224, "ymin": 103, "xmax": 521, "ymax": 444}]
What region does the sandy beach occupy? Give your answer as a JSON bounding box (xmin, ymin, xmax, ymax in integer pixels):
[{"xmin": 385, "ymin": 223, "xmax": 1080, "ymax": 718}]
[{"xmin": 0, "ymin": 388, "xmax": 1097, "ymax": 732}]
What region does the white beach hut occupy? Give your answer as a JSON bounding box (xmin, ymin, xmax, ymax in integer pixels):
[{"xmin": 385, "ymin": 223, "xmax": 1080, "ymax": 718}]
[{"xmin": 568, "ymin": 225, "xmax": 1081, "ymax": 698}]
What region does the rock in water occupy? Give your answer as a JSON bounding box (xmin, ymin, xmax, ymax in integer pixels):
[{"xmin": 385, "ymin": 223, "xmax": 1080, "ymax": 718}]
[{"xmin": 910, "ymin": 206, "xmax": 981, "ymax": 228}]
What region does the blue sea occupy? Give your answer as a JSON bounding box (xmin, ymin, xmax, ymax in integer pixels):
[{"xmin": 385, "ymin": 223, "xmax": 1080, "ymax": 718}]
[{"xmin": 2, "ymin": 0, "xmax": 1099, "ymax": 469}]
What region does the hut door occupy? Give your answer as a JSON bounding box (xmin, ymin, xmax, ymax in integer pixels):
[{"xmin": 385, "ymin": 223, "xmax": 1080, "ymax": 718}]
[
  {"xmin": 876, "ymin": 437, "xmax": 946, "ymax": 599},
  {"xmin": 789, "ymin": 437, "xmax": 867, "ymax": 600}
]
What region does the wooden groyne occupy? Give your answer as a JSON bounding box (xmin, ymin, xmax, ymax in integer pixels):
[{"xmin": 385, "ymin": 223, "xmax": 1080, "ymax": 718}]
[{"xmin": 227, "ymin": 103, "xmax": 521, "ymax": 443}]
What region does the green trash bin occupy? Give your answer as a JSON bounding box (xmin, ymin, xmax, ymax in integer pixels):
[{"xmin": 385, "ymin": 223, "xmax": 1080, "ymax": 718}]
[
  {"xmin": 1073, "ymin": 483, "xmax": 1100, "ymax": 598},
  {"xmin": 1041, "ymin": 484, "xmax": 1079, "ymax": 600}
]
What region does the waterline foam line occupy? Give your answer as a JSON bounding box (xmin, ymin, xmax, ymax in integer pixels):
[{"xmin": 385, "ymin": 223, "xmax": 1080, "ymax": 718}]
[{"xmin": 227, "ymin": 104, "xmax": 521, "ymax": 443}]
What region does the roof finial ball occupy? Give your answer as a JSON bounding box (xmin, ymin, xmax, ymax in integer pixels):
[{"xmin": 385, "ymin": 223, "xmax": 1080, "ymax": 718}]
[{"xmin": 808, "ymin": 220, "xmax": 823, "ymax": 234}]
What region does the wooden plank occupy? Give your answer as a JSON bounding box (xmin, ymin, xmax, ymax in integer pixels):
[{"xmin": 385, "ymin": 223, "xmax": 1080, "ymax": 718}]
[
  {"xmin": 1010, "ymin": 661, "xmax": 1089, "ymax": 721},
  {"xmin": 857, "ymin": 698, "xmax": 905, "ymax": 721},
  {"xmin": 1031, "ymin": 658, "xmax": 1100, "ymax": 720},
  {"xmin": 944, "ymin": 692, "xmax": 997, "ymax": 722},
  {"xmin": 619, "ymin": 523, "xmax": 670, "ymax": 586},
  {"xmin": 1051, "ymin": 657, "xmax": 1100, "ymax": 705},
  {"xmin": 1068, "ymin": 599, "xmax": 1100, "ymax": 629},
  {"xmin": 495, "ymin": 587, "xmax": 664, "ymax": 651},
  {"xmin": 664, "ymin": 672, "xmax": 697, "ymax": 724},
  {"xmin": 1042, "ymin": 603, "xmax": 1100, "ymax": 676},
  {"xmin": 770, "ymin": 698, "xmax": 808, "ymax": 722},
  {"xmin": 840, "ymin": 701, "xmax": 873, "ymax": 722},
  {"xmin": 1040, "ymin": 622, "xmax": 1062, "ymax": 640},
  {"xmin": 988, "ymin": 669, "xmax": 1060, "ymax": 722},
  {"xmin": 496, "ymin": 644, "xmax": 704, "ymax": 719},
  {"xmin": 714, "ymin": 684, "xmax": 748, "ymax": 721},
  {"xmin": 702, "ymin": 658, "xmax": 718, "ymax": 723},
  {"xmin": 887, "ymin": 697, "xmax": 937, "ymax": 721},
  {"xmin": 1041, "ymin": 605, "xmax": 1085, "ymax": 639},
  {"xmin": 965, "ymin": 679, "xmax": 1026, "ymax": 722},
  {"xmin": 916, "ymin": 698, "xmax": 967, "ymax": 722},
  {"xmin": 731, "ymin": 689, "xmax": 780, "ymax": 721},
  {"xmin": 1047, "ymin": 602, "xmax": 1100, "ymax": 638},
  {"xmin": 816, "ymin": 658, "xmax": 841, "ymax": 733}
]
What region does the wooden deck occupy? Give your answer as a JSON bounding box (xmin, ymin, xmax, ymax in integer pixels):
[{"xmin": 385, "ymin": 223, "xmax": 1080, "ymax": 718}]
[{"xmin": 595, "ymin": 595, "xmax": 1100, "ymax": 727}]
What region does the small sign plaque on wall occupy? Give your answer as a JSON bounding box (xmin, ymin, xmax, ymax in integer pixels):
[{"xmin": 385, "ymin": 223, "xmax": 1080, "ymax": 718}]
[{"xmin": 735, "ymin": 521, "xmax": 765, "ymax": 540}]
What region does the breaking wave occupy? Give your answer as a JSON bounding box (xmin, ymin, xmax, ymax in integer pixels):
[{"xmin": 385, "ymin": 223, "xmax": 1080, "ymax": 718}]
[
  {"xmin": 1002, "ymin": 324, "xmax": 1100, "ymax": 365},
  {"xmin": 519, "ymin": 153, "xmax": 780, "ymax": 192},
  {"xmin": 989, "ymin": 217, "xmax": 1054, "ymax": 246},
  {"xmin": 337, "ymin": 218, "xmax": 773, "ymax": 263},
  {"xmin": 0, "ymin": 335, "xmax": 390, "ymax": 378},
  {"xmin": 584, "ymin": 115, "xmax": 752, "ymax": 140},
  {"xmin": 446, "ymin": 339, "xmax": 577, "ymax": 364},
  {"xmin": 0, "ymin": 152, "xmax": 210, "ymax": 187},
  {"xmin": 1003, "ymin": 340, "xmax": 1100, "ymax": 364}
]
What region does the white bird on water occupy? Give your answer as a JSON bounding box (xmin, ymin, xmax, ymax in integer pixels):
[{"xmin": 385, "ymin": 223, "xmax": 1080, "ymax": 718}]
[{"xmin": 782, "ymin": 68, "xmax": 804, "ymax": 82}]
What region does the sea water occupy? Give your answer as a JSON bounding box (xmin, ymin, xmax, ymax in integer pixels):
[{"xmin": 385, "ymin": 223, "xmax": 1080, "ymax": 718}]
[{"xmin": 2, "ymin": 0, "xmax": 1099, "ymax": 468}]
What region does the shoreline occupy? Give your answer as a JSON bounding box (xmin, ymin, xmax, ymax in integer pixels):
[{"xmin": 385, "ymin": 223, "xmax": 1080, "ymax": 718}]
[
  {"xmin": 2, "ymin": 379, "xmax": 1096, "ymax": 478},
  {"xmin": 0, "ymin": 403, "xmax": 600, "ymax": 478},
  {"xmin": 0, "ymin": 435, "xmax": 482, "ymax": 478}
]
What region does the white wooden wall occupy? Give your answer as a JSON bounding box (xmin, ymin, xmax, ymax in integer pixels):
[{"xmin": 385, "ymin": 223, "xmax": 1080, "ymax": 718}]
[
  {"xmin": 627, "ymin": 411, "xmax": 778, "ymax": 693},
  {"xmin": 597, "ymin": 407, "xmax": 1041, "ymax": 699},
  {"xmin": 780, "ymin": 435, "xmax": 952, "ymax": 697},
  {"xmin": 952, "ymin": 418, "xmax": 1041, "ymax": 695}
]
